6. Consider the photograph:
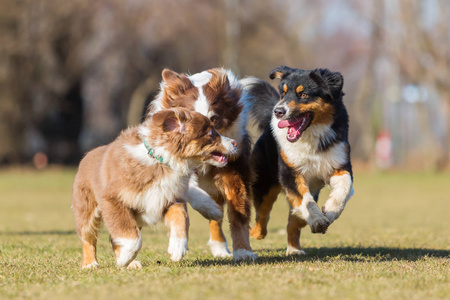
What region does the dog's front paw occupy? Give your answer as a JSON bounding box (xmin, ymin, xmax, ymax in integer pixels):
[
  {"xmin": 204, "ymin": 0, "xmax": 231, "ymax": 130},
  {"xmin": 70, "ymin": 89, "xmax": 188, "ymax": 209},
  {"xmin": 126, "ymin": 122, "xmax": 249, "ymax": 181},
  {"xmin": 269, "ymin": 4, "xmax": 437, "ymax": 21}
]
[
  {"xmin": 168, "ymin": 237, "xmax": 188, "ymax": 262},
  {"xmin": 250, "ymin": 224, "xmax": 267, "ymax": 240},
  {"xmin": 322, "ymin": 199, "xmax": 344, "ymax": 224},
  {"xmin": 81, "ymin": 261, "xmax": 99, "ymax": 269},
  {"xmin": 208, "ymin": 240, "xmax": 232, "ymax": 258},
  {"xmin": 127, "ymin": 260, "xmax": 142, "ymax": 270},
  {"xmin": 233, "ymin": 249, "xmax": 258, "ymax": 261},
  {"xmin": 286, "ymin": 246, "xmax": 306, "ymax": 256},
  {"xmin": 309, "ymin": 214, "xmax": 330, "ymax": 234}
]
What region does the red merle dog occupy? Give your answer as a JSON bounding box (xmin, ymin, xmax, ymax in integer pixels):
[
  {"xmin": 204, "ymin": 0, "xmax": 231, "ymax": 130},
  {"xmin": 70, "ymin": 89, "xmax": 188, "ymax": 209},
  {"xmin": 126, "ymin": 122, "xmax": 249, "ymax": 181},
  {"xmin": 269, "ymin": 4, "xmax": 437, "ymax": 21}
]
[{"xmin": 149, "ymin": 68, "xmax": 257, "ymax": 261}]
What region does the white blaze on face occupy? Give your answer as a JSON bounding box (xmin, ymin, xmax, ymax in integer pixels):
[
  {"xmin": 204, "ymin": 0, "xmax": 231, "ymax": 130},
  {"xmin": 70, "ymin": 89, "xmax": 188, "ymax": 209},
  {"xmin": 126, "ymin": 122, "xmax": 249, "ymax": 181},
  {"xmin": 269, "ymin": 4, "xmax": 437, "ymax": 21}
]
[{"xmin": 189, "ymin": 71, "xmax": 213, "ymax": 116}]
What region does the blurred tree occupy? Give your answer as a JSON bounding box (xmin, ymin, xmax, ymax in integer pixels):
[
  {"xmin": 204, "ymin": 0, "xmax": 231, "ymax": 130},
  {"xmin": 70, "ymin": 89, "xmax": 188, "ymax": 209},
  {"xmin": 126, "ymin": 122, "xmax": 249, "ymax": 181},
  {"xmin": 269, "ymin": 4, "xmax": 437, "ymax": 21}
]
[{"xmin": 0, "ymin": 0, "xmax": 448, "ymax": 170}]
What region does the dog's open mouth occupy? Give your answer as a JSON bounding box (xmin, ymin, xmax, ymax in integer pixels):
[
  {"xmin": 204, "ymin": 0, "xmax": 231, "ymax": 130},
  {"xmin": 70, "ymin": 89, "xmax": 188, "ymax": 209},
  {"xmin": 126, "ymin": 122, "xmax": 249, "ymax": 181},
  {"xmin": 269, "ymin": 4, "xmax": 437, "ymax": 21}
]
[
  {"xmin": 278, "ymin": 113, "xmax": 313, "ymax": 142},
  {"xmin": 210, "ymin": 151, "xmax": 227, "ymax": 165}
]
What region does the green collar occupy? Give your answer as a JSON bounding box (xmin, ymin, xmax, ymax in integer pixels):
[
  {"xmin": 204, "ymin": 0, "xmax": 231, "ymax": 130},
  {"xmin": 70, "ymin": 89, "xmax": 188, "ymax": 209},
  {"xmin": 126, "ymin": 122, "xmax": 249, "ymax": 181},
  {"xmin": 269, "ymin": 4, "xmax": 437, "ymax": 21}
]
[{"xmin": 143, "ymin": 140, "xmax": 169, "ymax": 166}]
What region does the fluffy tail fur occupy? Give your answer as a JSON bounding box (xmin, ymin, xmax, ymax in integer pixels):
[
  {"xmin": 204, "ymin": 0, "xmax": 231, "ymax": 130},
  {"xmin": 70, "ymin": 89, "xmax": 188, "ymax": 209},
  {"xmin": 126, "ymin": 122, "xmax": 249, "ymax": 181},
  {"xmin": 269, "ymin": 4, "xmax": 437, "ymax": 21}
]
[{"xmin": 240, "ymin": 77, "xmax": 280, "ymax": 132}]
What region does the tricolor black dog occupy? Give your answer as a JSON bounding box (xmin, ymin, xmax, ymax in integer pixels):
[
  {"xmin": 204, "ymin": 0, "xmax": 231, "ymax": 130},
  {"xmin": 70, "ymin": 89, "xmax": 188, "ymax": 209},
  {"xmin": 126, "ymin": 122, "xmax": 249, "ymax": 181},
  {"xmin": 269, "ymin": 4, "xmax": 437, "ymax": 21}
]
[{"xmin": 244, "ymin": 66, "xmax": 354, "ymax": 255}]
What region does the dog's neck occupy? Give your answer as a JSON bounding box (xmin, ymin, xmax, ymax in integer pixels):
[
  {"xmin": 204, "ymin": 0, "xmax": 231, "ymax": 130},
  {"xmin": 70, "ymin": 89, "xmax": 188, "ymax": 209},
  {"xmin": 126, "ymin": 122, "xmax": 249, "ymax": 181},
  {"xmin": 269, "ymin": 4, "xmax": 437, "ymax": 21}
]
[
  {"xmin": 136, "ymin": 125, "xmax": 194, "ymax": 175},
  {"xmin": 143, "ymin": 139, "xmax": 170, "ymax": 167}
]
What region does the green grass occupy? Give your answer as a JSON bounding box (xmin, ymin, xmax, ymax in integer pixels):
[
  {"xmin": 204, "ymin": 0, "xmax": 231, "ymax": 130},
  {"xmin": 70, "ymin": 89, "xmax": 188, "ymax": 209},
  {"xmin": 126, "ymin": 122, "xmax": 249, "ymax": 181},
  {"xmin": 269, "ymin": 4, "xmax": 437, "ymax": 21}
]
[{"xmin": 0, "ymin": 168, "xmax": 449, "ymax": 299}]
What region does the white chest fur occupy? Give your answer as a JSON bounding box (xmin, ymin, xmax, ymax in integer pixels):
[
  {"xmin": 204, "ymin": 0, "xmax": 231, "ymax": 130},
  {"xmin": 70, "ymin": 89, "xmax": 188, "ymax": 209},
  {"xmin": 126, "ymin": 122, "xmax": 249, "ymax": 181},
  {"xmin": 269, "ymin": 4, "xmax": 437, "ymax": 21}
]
[
  {"xmin": 271, "ymin": 119, "xmax": 347, "ymax": 183},
  {"xmin": 133, "ymin": 172, "xmax": 190, "ymax": 227},
  {"xmin": 124, "ymin": 140, "xmax": 191, "ymax": 227}
]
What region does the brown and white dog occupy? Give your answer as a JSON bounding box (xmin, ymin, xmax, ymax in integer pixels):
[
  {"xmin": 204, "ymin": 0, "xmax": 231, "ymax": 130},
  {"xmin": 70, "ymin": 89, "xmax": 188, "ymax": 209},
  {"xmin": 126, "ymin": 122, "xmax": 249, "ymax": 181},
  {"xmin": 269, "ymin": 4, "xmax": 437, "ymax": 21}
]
[
  {"xmin": 72, "ymin": 108, "xmax": 237, "ymax": 269},
  {"xmin": 149, "ymin": 68, "xmax": 257, "ymax": 261}
]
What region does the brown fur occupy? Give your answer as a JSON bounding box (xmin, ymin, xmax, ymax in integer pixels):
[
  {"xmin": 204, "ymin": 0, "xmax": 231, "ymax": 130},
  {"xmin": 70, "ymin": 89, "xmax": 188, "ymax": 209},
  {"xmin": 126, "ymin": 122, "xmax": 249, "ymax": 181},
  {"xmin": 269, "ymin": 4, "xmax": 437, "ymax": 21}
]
[
  {"xmin": 249, "ymin": 185, "xmax": 281, "ymax": 240},
  {"xmin": 150, "ymin": 68, "xmax": 255, "ymax": 259},
  {"xmin": 72, "ymin": 108, "xmax": 234, "ymax": 268},
  {"xmin": 285, "ymin": 97, "xmax": 335, "ymax": 126}
]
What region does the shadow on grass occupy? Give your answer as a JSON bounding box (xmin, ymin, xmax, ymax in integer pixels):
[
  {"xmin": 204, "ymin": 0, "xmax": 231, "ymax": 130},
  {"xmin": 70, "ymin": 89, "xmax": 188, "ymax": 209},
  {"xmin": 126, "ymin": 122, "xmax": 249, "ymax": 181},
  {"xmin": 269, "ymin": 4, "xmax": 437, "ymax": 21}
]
[
  {"xmin": 0, "ymin": 230, "xmax": 76, "ymax": 235},
  {"xmin": 188, "ymin": 247, "xmax": 450, "ymax": 267}
]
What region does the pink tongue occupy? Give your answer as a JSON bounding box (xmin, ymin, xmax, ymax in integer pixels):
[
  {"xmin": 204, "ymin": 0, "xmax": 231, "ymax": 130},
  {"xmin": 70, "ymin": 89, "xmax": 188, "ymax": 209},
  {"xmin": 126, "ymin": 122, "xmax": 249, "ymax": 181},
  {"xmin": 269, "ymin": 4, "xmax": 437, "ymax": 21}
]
[
  {"xmin": 278, "ymin": 119, "xmax": 298, "ymax": 129},
  {"xmin": 212, "ymin": 153, "xmax": 227, "ymax": 163}
]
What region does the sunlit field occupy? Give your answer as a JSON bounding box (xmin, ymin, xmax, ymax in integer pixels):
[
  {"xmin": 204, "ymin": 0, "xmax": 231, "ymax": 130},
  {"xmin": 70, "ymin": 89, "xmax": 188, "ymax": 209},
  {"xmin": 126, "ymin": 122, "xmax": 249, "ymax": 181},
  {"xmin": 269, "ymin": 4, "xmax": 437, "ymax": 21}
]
[{"xmin": 0, "ymin": 169, "xmax": 449, "ymax": 299}]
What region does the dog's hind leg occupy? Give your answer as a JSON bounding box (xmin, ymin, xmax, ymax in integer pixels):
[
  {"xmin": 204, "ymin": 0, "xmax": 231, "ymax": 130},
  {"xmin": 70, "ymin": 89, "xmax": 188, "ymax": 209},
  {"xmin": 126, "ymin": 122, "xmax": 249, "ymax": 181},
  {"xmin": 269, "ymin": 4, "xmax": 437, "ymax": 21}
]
[
  {"xmin": 101, "ymin": 197, "xmax": 142, "ymax": 269},
  {"xmin": 250, "ymin": 127, "xmax": 280, "ymax": 240},
  {"xmin": 165, "ymin": 201, "xmax": 189, "ymax": 262},
  {"xmin": 250, "ymin": 185, "xmax": 281, "ymax": 240},
  {"xmin": 286, "ymin": 212, "xmax": 307, "ymax": 256},
  {"xmin": 72, "ymin": 184, "xmax": 101, "ymax": 269}
]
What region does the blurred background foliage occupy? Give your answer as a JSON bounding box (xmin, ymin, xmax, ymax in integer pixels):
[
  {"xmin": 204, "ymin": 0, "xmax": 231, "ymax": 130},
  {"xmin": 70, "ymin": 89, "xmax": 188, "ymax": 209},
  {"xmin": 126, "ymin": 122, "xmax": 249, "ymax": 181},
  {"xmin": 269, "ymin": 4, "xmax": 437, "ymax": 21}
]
[{"xmin": 0, "ymin": 0, "xmax": 448, "ymax": 170}]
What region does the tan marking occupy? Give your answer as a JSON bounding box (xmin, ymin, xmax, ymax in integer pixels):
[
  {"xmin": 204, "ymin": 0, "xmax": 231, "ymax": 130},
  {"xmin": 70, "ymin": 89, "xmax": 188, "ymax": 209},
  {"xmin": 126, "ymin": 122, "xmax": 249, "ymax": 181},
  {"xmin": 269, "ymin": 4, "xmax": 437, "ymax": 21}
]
[
  {"xmin": 273, "ymin": 71, "xmax": 284, "ymax": 79},
  {"xmin": 81, "ymin": 241, "xmax": 98, "ymax": 267},
  {"xmin": 280, "ymin": 151, "xmax": 294, "ymax": 168},
  {"xmin": 287, "ymin": 214, "xmax": 307, "ymax": 250},
  {"xmin": 250, "ymin": 185, "xmax": 281, "ymax": 240},
  {"xmin": 332, "ymin": 169, "xmax": 350, "ymax": 177},
  {"xmin": 164, "ymin": 202, "xmax": 189, "ymax": 239},
  {"xmin": 296, "ymin": 85, "xmax": 304, "ymax": 94},
  {"xmin": 287, "ymin": 101, "xmax": 297, "ymax": 110},
  {"xmin": 283, "ymin": 84, "xmax": 288, "ymax": 92},
  {"xmin": 294, "ymin": 174, "xmax": 309, "ymax": 196},
  {"xmin": 284, "ymin": 174, "xmax": 309, "ymax": 209},
  {"xmin": 285, "ymin": 192, "xmax": 302, "ymax": 213},
  {"xmin": 285, "ymin": 98, "xmax": 335, "ymax": 126},
  {"xmin": 209, "ymin": 219, "xmax": 226, "ymax": 242}
]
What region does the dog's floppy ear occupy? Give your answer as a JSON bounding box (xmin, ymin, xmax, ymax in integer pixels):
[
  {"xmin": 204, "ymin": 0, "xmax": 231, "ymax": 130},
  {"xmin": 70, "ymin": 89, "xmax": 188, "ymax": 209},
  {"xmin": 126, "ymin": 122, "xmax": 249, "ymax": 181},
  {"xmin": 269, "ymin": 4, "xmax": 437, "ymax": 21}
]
[
  {"xmin": 309, "ymin": 69, "xmax": 344, "ymax": 100},
  {"xmin": 161, "ymin": 69, "xmax": 194, "ymax": 99},
  {"xmin": 269, "ymin": 66, "xmax": 294, "ymax": 80},
  {"xmin": 152, "ymin": 109, "xmax": 189, "ymax": 133},
  {"xmin": 207, "ymin": 69, "xmax": 230, "ymax": 92}
]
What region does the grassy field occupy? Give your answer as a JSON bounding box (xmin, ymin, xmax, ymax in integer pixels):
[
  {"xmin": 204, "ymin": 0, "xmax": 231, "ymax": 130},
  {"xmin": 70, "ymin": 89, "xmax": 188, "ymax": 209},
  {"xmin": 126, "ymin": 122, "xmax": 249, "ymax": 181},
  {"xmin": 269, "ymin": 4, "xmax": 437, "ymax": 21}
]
[{"xmin": 0, "ymin": 169, "xmax": 449, "ymax": 300}]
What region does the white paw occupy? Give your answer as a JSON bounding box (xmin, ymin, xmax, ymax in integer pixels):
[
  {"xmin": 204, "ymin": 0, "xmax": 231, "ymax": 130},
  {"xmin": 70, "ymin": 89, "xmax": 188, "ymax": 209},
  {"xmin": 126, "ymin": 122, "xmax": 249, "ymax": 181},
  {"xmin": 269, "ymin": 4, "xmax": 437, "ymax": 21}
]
[
  {"xmin": 208, "ymin": 240, "xmax": 232, "ymax": 258},
  {"xmin": 233, "ymin": 249, "xmax": 258, "ymax": 261},
  {"xmin": 113, "ymin": 235, "xmax": 142, "ymax": 267},
  {"xmin": 324, "ymin": 175, "xmax": 354, "ymax": 223},
  {"xmin": 168, "ymin": 237, "xmax": 188, "ymax": 262},
  {"xmin": 127, "ymin": 260, "xmax": 142, "ymax": 270},
  {"xmin": 322, "ymin": 201, "xmax": 342, "ymax": 224},
  {"xmin": 286, "ymin": 246, "xmax": 306, "ymax": 256},
  {"xmin": 308, "ymin": 213, "xmax": 330, "ymax": 234},
  {"xmin": 292, "ymin": 200, "xmax": 330, "ymax": 234},
  {"xmin": 82, "ymin": 261, "xmax": 99, "ymax": 269}
]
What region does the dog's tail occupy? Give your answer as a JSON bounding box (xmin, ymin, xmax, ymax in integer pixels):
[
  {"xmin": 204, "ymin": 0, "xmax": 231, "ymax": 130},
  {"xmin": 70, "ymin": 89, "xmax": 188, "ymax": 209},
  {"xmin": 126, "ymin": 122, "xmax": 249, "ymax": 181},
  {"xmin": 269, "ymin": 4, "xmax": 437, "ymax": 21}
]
[{"xmin": 240, "ymin": 77, "xmax": 279, "ymax": 132}]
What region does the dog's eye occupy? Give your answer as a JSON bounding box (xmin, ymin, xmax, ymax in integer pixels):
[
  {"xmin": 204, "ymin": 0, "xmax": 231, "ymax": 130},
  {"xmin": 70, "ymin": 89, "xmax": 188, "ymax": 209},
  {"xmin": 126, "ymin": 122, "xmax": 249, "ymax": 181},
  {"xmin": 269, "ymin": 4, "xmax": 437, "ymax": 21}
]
[
  {"xmin": 300, "ymin": 93, "xmax": 308, "ymax": 98},
  {"xmin": 210, "ymin": 116, "xmax": 219, "ymax": 123}
]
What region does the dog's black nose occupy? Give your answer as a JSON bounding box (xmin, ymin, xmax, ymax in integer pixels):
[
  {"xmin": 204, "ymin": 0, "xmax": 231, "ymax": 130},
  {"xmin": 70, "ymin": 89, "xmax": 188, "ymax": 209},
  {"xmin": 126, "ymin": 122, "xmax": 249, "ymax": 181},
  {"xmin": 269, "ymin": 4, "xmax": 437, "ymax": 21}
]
[{"xmin": 274, "ymin": 107, "xmax": 286, "ymax": 119}]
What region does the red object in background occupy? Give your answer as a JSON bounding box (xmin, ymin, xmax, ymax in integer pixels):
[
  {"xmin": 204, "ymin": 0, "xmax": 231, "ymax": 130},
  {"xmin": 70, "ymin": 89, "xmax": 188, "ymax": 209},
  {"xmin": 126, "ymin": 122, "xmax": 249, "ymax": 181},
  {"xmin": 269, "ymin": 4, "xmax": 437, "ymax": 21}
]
[
  {"xmin": 33, "ymin": 152, "xmax": 48, "ymax": 170},
  {"xmin": 375, "ymin": 130, "xmax": 393, "ymax": 169}
]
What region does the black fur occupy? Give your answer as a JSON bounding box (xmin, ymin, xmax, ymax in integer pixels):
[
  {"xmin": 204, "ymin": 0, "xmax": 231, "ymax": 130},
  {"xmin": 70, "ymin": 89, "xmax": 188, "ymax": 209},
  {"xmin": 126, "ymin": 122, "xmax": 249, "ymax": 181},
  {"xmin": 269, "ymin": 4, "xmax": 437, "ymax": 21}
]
[
  {"xmin": 241, "ymin": 77, "xmax": 279, "ymax": 132},
  {"xmin": 248, "ymin": 66, "xmax": 353, "ymax": 236},
  {"xmin": 251, "ymin": 126, "xmax": 279, "ymax": 208}
]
